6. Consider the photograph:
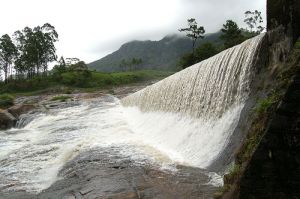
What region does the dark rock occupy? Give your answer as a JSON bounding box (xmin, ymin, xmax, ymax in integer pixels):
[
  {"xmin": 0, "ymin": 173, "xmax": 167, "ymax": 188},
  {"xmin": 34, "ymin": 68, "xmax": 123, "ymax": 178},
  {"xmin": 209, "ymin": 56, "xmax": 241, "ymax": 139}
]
[
  {"xmin": 0, "ymin": 148, "xmax": 217, "ymax": 199},
  {"xmin": 7, "ymin": 104, "xmax": 36, "ymax": 119},
  {"xmin": 267, "ymin": 0, "xmax": 300, "ymax": 43},
  {"xmin": 239, "ymin": 70, "xmax": 300, "ymax": 198},
  {"xmin": 0, "ymin": 109, "xmax": 16, "ymax": 130}
]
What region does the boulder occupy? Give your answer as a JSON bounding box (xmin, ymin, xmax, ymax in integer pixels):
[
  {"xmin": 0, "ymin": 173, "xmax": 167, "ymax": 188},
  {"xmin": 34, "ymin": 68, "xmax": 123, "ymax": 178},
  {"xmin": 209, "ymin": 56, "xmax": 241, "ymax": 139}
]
[
  {"xmin": 0, "ymin": 109, "xmax": 16, "ymax": 130},
  {"xmin": 8, "ymin": 104, "xmax": 36, "ymax": 119}
]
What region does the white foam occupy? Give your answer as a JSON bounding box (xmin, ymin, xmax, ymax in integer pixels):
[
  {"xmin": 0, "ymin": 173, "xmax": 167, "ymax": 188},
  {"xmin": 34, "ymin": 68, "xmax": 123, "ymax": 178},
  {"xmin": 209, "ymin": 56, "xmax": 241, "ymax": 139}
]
[{"xmin": 122, "ymin": 104, "xmax": 244, "ymax": 168}]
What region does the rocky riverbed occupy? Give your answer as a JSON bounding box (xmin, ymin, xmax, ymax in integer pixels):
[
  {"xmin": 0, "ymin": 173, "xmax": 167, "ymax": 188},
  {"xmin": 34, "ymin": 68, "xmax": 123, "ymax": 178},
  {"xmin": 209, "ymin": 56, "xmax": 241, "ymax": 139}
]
[{"xmin": 0, "ymin": 82, "xmax": 221, "ymax": 199}]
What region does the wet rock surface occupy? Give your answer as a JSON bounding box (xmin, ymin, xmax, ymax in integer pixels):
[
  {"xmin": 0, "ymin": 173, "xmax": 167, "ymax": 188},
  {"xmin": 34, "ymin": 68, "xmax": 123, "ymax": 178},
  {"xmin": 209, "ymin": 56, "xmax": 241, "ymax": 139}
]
[
  {"xmin": 8, "ymin": 104, "xmax": 37, "ymax": 118},
  {"xmin": 0, "ymin": 81, "xmax": 222, "ymax": 199},
  {"xmin": 0, "ymin": 148, "xmax": 218, "ymax": 199},
  {"xmin": 0, "ymin": 110, "xmax": 16, "ymax": 130}
]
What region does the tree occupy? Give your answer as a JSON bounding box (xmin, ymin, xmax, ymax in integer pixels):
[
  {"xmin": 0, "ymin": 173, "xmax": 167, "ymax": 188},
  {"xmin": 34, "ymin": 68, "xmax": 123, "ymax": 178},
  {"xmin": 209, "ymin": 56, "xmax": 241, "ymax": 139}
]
[
  {"xmin": 178, "ymin": 42, "xmax": 219, "ymax": 69},
  {"xmin": 131, "ymin": 58, "xmax": 143, "ymax": 70},
  {"xmin": 39, "ymin": 23, "xmax": 59, "ymax": 75},
  {"xmin": 179, "ymin": 18, "xmax": 205, "ymax": 54},
  {"xmin": 119, "ymin": 58, "xmax": 142, "ymax": 71},
  {"xmin": 13, "ymin": 23, "xmax": 58, "ymax": 78},
  {"xmin": 119, "ymin": 59, "xmax": 127, "ymax": 71},
  {"xmin": 69, "ymin": 61, "xmax": 88, "ymax": 71},
  {"xmin": 244, "ymin": 10, "xmax": 265, "ymax": 34},
  {"xmin": 178, "ymin": 53, "xmax": 196, "ymax": 69},
  {"xmin": 0, "ymin": 34, "xmax": 18, "ymax": 83},
  {"xmin": 220, "ymin": 20, "xmax": 245, "ymax": 49},
  {"xmin": 195, "ymin": 42, "xmax": 218, "ymax": 62}
]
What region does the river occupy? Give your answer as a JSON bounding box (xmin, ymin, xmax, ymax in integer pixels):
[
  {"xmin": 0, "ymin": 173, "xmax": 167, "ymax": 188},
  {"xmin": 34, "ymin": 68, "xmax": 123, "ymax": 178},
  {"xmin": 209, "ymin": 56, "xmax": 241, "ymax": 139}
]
[{"xmin": 0, "ymin": 95, "xmax": 220, "ymax": 198}]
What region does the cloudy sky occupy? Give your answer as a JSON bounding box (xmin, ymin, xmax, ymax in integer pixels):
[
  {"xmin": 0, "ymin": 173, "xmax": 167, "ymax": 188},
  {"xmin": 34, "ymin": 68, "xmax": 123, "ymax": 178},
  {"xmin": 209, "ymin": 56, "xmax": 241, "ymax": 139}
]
[{"xmin": 0, "ymin": 0, "xmax": 266, "ymax": 63}]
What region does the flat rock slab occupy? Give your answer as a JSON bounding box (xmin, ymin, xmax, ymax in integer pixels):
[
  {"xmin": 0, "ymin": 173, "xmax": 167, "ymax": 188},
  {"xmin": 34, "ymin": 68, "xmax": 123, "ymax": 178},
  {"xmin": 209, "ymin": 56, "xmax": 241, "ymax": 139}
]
[{"xmin": 0, "ymin": 148, "xmax": 218, "ymax": 199}]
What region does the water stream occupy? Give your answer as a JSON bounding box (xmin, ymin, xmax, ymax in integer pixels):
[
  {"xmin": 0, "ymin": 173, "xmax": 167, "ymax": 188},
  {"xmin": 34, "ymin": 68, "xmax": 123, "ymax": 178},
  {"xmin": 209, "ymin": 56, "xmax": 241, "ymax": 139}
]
[{"xmin": 0, "ymin": 34, "xmax": 265, "ymax": 196}]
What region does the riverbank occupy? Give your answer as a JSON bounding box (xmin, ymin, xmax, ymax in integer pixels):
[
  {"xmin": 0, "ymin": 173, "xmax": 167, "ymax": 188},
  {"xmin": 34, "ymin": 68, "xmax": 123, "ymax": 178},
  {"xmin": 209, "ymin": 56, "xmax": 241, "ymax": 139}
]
[
  {"xmin": 0, "ymin": 79, "xmax": 160, "ymax": 130},
  {"xmin": 0, "ymin": 70, "xmax": 174, "ymax": 96}
]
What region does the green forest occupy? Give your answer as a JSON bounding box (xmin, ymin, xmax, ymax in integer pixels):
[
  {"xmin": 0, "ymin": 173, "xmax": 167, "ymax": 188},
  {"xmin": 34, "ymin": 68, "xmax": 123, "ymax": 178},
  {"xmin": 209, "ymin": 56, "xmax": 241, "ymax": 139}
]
[{"xmin": 0, "ymin": 10, "xmax": 265, "ymax": 96}]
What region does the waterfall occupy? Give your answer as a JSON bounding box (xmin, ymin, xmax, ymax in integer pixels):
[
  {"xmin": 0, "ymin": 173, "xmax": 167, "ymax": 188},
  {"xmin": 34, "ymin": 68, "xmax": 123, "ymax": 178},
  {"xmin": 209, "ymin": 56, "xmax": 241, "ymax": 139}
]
[{"xmin": 121, "ymin": 34, "xmax": 265, "ymax": 168}]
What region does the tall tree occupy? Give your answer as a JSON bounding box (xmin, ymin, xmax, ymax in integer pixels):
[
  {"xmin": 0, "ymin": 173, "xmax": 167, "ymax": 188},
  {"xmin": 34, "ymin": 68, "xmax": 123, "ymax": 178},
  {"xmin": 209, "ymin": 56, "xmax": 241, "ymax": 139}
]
[
  {"xmin": 244, "ymin": 10, "xmax": 265, "ymax": 34},
  {"xmin": 0, "ymin": 34, "xmax": 18, "ymax": 83},
  {"xmin": 119, "ymin": 59, "xmax": 127, "ymax": 71},
  {"xmin": 39, "ymin": 23, "xmax": 58, "ymax": 75},
  {"xmin": 131, "ymin": 58, "xmax": 142, "ymax": 70},
  {"xmin": 13, "ymin": 23, "xmax": 58, "ymax": 78},
  {"xmin": 220, "ymin": 20, "xmax": 245, "ymax": 49},
  {"xmin": 179, "ymin": 18, "xmax": 205, "ymax": 54}
]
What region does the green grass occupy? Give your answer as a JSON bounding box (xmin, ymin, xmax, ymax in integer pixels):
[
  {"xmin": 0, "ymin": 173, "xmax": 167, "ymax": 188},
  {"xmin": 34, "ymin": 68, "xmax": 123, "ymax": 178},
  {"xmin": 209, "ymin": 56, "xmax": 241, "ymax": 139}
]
[
  {"xmin": 51, "ymin": 95, "xmax": 72, "ymax": 102},
  {"xmin": 0, "ymin": 93, "xmax": 15, "ymax": 109},
  {"xmin": 0, "ymin": 70, "xmax": 174, "ymax": 96}
]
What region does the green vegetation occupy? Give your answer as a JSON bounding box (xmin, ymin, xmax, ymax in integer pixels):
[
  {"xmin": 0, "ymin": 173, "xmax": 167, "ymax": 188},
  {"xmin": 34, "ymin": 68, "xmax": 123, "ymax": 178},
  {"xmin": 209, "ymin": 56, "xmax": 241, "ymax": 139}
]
[
  {"xmin": 0, "ymin": 94, "xmax": 14, "ymax": 109},
  {"xmin": 254, "ymin": 92, "xmax": 281, "ymax": 114},
  {"xmin": 179, "ymin": 18, "xmax": 205, "ymax": 53},
  {"xmin": 243, "ymin": 10, "xmax": 265, "ymax": 34},
  {"xmin": 220, "ymin": 20, "xmax": 245, "ymax": 49},
  {"xmin": 51, "ymin": 95, "xmax": 71, "ymax": 102},
  {"xmin": 89, "ymin": 33, "xmax": 222, "ymax": 72},
  {"xmin": 178, "ymin": 10, "xmax": 265, "ymax": 69},
  {"xmin": 119, "ymin": 58, "xmax": 143, "ymax": 71},
  {"xmin": 0, "ymin": 23, "xmax": 58, "ymax": 83},
  {"xmin": 0, "ymin": 69, "xmax": 173, "ymax": 95},
  {"xmin": 0, "ymin": 26, "xmax": 173, "ymax": 96},
  {"xmin": 178, "ymin": 42, "xmax": 219, "ymax": 69}
]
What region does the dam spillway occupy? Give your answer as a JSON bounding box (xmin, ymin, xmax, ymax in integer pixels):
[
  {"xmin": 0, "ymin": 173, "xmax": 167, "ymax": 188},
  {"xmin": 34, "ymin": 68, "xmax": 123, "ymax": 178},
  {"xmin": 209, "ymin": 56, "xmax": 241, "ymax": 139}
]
[
  {"xmin": 0, "ymin": 34, "xmax": 266, "ymax": 197},
  {"xmin": 121, "ymin": 34, "xmax": 266, "ymax": 168}
]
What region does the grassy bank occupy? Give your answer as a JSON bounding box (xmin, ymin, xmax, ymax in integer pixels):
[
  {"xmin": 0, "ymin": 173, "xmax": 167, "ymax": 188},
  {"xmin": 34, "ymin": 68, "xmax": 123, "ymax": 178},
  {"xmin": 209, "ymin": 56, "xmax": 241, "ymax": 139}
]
[{"xmin": 0, "ymin": 70, "xmax": 173, "ymax": 96}]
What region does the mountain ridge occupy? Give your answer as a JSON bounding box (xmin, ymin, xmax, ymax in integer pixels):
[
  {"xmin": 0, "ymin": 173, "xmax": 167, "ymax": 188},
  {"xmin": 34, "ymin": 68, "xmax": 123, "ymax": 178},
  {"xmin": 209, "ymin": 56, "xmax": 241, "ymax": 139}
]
[{"xmin": 88, "ymin": 32, "xmax": 221, "ymax": 72}]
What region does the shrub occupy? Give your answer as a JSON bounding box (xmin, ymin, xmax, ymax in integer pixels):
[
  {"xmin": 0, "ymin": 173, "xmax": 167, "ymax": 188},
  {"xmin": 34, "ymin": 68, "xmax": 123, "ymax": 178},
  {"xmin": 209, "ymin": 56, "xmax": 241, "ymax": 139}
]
[
  {"xmin": 60, "ymin": 71, "xmax": 92, "ymax": 87},
  {"xmin": 255, "ymin": 92, "xmax": 281, "ymax": 114},
  {"xmin": 178, "ymin": 53, "xmax": 196, "ymax": 69},
  {"xmin": 0, "ymin": 94, "xmax": 15, "ymax": 108},
  {"xmin": 51, "ymin": 95, "xmax": 71, "ymax": 102},
  {"xmin": 195, "ymin": 42, "xmax": 219, "ymax": 62}
]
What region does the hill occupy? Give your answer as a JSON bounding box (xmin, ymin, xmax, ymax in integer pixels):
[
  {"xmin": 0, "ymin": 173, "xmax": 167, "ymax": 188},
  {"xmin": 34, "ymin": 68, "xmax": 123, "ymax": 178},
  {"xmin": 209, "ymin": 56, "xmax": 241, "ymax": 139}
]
[{"xmin": 88, "ymin": 32, "xmax": 221, "ymax": 72}]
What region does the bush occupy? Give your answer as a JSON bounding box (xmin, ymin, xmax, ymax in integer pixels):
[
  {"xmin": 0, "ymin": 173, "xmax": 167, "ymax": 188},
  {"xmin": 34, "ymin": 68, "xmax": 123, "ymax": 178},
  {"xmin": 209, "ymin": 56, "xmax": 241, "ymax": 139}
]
[
  {"xmin": 60, "ymin": 71, "xmax": 92, "ymax": 87},
  {"xmin": 0, "ymin": 94, "xmax": 15, "ymax": 109},
  {"xmin": 195, "ymin": 42, "xmax": 219, "ymax": 62},
  {"xmin": 255, "ymin": 92, "xmax": 280, "ymax": 114},
  {"xmin": 51, "ymin": 95, "xmax": 71, "ymax": 102},
  {"xmin": 178, "ymin": 42, "xmax": 220, "ymax": 69},
  {"xmin": 178, "ymin": 53, "xmax": 196, "ymax": 69}
]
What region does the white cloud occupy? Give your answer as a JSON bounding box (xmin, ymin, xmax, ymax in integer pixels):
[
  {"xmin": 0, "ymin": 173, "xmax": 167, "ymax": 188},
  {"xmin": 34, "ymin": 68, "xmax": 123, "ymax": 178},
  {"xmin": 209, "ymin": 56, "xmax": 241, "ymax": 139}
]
[{"xmin": 0, "ymin": 0, "xmax": 266, "ymax": 63}]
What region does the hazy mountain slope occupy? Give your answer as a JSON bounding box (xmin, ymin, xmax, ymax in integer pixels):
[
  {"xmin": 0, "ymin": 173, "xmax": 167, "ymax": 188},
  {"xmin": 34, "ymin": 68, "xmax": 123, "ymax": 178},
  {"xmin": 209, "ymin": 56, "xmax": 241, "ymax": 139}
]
[{"xmin": 88, "ymin": 32, "xmax": 221, "ymax": 72}]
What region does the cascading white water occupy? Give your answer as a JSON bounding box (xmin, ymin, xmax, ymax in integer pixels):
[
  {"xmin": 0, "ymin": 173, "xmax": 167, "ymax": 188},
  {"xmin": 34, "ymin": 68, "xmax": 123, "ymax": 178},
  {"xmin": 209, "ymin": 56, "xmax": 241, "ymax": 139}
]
[
  {"xmin": 0, "ymin": 34, "xmax": 265, "ymax": 194},
  {"xmin": 121, "ymin": 34, "xmax": 265, "ymax": 167}
]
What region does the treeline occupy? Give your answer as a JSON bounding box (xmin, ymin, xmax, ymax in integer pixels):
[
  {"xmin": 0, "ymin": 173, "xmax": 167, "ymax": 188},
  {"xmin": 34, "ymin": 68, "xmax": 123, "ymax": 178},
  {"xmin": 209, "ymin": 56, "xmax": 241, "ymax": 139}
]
[
  {"xmin": 178, "ymin": 10, "xmax": 265, "ymax": 69},
  {"xmin": 119, "ymin": 58, "xmax": 143, "ymax": 71},
  {"xmin": 0, "ymin": 23, "xmax": 58, "ymax": 83}
]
